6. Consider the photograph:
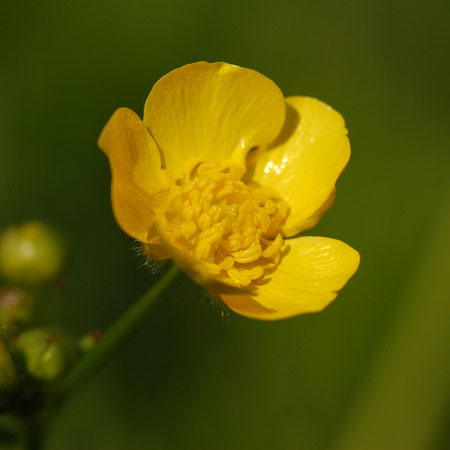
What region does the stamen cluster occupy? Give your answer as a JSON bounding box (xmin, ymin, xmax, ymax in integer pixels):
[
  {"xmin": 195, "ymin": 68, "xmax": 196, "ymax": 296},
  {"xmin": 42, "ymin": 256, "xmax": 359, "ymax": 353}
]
[{"xmin": 156, "ymin": 161, "xmax": 287, "ymax": 287}]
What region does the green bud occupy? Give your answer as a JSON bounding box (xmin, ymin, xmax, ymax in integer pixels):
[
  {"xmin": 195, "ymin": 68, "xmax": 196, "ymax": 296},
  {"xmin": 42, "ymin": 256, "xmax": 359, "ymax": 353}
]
[
  {"xmin": 0, "ymin": 340, "xmax": 17, "ymax": 392},
  {"xmin": 78, "ymin": 330, "xmax": 102, "ymax": 353},
  {"xmin": 14, "ymin": 327, "xmax": 78, "ymax": 382},
  {"xmin": 0, "ymin": 287, "xmax": 37, "ymax": 331},
  {"xmin": 0, "ymin": 222, "xmax": 69, "ymax": 286}
]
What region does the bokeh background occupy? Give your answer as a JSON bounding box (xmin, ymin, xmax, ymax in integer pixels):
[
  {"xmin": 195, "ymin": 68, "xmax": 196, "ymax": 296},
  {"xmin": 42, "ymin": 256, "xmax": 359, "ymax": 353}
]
[{"xmin": 1, "ymin": 0, "xmax": 449, "ymax": 448}]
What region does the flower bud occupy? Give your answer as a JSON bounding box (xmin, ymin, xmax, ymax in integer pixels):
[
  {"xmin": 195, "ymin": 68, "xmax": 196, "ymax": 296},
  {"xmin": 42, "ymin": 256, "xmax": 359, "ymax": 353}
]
[
  {"xmin": 0, "ymin": 287, "xmax": 37, "ymax": 331},
  {"xmin": 0, "ymin": 340, "xmax": 17, "ymax": 392},
  {"xmin": 14, "ymin": 328, "xmax": 78, "ymax": 382},
  {"xmin": 0, "ymin": 222, "xmax": 69, "ymax": 286},
  {"xmin": 78, "ymin": 330, "xmax": 102, "ymax": 353}
]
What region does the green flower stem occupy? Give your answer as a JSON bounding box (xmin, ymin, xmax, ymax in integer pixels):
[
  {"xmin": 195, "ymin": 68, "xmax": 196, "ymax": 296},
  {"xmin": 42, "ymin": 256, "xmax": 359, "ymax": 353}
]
[
  {"xmin": 56, "ymin": 263, "xmax": 180, "ymax": 400},
  {"xmin": 23, "ymin": 416, "xmax": 44, "ymax": 450}
]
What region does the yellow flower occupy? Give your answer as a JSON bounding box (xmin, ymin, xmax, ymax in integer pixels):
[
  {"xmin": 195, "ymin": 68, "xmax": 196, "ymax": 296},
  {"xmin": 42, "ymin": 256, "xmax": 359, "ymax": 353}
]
[{"xmin": 98, "ymin": 62, "xmax": 360, "ymax": 320}]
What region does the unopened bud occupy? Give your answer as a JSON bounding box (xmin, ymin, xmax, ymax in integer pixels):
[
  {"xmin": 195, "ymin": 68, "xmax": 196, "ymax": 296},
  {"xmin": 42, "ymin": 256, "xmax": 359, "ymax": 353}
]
[
  {"xmin": 0, "ymin": 222, "xmax": 69, "ymax": 286},
  {"xmin": 78, "ymin": 330, "xmax": 102, "ymax": 353},
  {"xmin": 0, "ymin": 340, "xmax": 17, "ymax": 392},
  {"xmin": 0, "ymin": 287, "xmax": 37, "ymax": 331},
  {"xmin": 14, "ymin": 328, "xmax": 78, "ymax": 382}
]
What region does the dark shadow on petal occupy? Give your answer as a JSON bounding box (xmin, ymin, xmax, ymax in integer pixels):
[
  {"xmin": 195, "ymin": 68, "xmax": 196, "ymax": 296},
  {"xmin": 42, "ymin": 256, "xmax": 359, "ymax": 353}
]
[
  {"xmin": 267, "ymin": 103, "xmax": 300, "ymax": 150},
  {"xmin": 244, "ymin": 103, "xmax": 299, "ymax": 183},
  {"xmin": 220, "ymin": 293, "xmax": 277, "ymax": 316}
]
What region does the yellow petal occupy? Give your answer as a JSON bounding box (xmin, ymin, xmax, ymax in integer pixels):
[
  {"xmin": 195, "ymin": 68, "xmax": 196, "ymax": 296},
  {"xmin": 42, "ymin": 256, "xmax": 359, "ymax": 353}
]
[
  {"xmin": 252, "ymin": 97, "xmax": 350, "ymax": 236},
  {"xmin": 98, "ymin": 107, "xmax": 167, "ymax": 242},
  {"xmin": 143, "ymin": 62, "xmax": 286, "ymax": 178},
  {"xmin": 220, "ymin": 236, "xmax": 360, "ymax": 320}
]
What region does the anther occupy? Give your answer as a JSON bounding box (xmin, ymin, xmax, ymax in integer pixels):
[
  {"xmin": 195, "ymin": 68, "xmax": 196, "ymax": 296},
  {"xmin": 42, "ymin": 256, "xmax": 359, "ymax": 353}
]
[{"xmin": 156, "ymin": 160, "xmax": 287, "ymax": 288}]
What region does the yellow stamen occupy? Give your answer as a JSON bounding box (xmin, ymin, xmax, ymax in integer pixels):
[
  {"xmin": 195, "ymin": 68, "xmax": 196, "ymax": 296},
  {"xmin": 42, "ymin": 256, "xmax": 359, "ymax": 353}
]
[
  {"xmin": 155, "ymin": 160, "xmax": 288, "ymax": 288},
  {"xmin": 232, "ymin": 243, "xmax": 262, "ymax": 264},
  {"xmin": 262, "ymin": 234, "xmax": 283, "ymax": 259},
  {"xmin": 219, "ymin": 256, "xmax": 235, "ymax": 270}
]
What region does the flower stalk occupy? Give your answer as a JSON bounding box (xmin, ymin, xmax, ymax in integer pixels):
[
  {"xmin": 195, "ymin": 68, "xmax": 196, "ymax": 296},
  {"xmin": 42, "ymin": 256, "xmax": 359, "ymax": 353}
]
[{"xmin": 56, "ymin": 264, "xmax": 180, "ymax": 400}]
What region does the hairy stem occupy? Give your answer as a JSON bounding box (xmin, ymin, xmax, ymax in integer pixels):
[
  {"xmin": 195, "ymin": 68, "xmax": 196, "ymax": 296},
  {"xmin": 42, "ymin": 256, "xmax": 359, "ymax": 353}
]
[{"xmin": 56, "ymin": 263, "xmax": 180, "ymax": 400}]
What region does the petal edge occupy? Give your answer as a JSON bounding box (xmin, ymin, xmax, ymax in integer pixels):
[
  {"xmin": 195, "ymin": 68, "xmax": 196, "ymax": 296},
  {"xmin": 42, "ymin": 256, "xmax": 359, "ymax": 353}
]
[
  {"xmin": 98, "ymin": 107, "xmax": 166, "ymax": 242},
  {"xmin": 144, "ymin": 62, "xmax": 286, "ymax": 178},
  {"xmin": 220, "ymin": 236, "xmax": 360, "ymax": 320},
  {"xmin": 252, "ymin": 97, "xmax": 351, "ymax": 237}
]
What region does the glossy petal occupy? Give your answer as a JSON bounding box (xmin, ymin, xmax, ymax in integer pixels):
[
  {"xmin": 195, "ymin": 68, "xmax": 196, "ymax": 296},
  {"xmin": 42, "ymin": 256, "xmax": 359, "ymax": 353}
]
[
  {"xmin": 98, "ymin": 108, "xmax": 167, "ymax": 242},
  {"xmin": 143, "ymin": 62, "xmax": 286, "ymax": 178},
  {"xmin": 252, "ymin": 97, "xmax": 351, "ymax": 236},
  {"xmin": 220, "ymin": 236, "xmax": 360, "ymax": 320}
]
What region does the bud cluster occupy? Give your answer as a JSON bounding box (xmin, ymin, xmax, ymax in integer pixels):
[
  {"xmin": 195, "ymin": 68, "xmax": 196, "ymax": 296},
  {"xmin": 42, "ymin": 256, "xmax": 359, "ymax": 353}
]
[{"xmin": 0, "ymin": 222, "xmax": 99, "ymax": 420}]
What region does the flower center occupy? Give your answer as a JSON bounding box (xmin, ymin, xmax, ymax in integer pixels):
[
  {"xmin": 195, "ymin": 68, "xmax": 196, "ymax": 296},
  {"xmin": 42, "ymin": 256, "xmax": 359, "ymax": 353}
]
[{"xmin": 156, "ymin": 161, "xmax": 287, "ymax": 288}]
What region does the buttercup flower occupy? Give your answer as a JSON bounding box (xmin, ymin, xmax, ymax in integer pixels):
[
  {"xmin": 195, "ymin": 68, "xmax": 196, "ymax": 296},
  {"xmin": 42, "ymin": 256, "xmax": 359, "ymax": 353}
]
[{"xmin": 99, "ymin": 62, "xmax": 360, "ymax": 320}]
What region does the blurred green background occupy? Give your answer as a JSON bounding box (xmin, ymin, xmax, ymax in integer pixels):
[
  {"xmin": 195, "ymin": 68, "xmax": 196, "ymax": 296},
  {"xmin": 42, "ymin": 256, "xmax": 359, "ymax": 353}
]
[{"xmin": 1, "ymin": 0, "xmax": 449, "ymax": 448}]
